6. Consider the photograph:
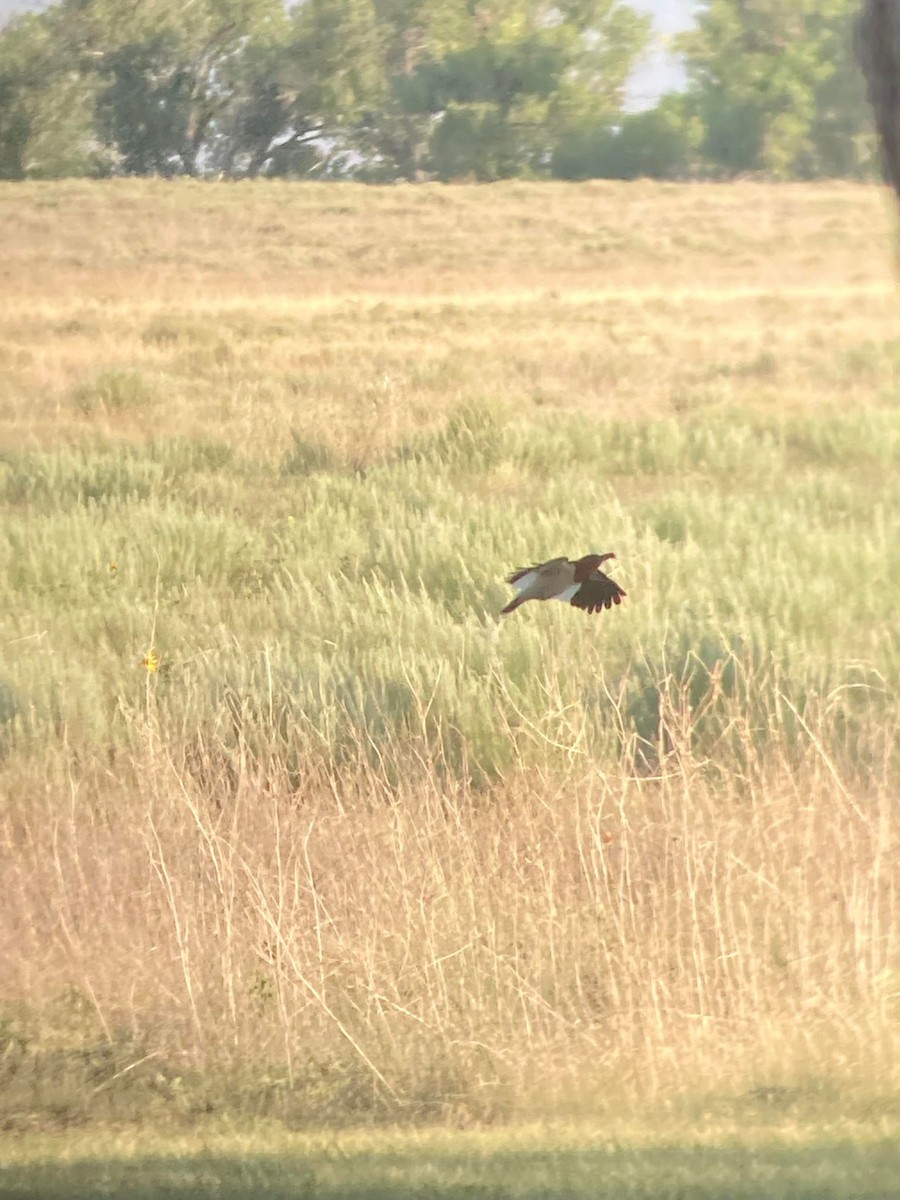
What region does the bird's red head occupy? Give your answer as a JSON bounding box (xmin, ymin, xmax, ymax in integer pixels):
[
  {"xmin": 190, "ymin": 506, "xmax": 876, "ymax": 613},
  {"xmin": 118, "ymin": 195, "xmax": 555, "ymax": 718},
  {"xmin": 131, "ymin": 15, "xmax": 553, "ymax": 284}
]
[{"xmin": 574, "ymin": 552, "xmax": 616, "ymax": 581}]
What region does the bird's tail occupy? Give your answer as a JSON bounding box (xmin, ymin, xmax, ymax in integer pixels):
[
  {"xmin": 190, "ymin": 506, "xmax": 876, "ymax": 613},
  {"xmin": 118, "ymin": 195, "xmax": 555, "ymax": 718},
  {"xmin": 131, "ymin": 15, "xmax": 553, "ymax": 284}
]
[{"xmin": 500, "ymin": 594, "xmax": 528, "ymax": 616}]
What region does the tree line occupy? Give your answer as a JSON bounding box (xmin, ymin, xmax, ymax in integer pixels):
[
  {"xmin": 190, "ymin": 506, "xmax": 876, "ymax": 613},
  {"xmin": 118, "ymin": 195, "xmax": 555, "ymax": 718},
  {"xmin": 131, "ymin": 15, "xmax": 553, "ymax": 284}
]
[{"xmin": 0, "ymin": 0, "xmax": 876, "ymax": 182}]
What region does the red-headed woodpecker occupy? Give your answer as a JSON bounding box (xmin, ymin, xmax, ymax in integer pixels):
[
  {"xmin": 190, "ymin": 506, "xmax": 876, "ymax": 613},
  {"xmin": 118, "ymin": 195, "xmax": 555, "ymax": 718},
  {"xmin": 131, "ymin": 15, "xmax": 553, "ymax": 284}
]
[{"xmin": 502, "ymin": 553, "xmax": 626, "ymax": 616}]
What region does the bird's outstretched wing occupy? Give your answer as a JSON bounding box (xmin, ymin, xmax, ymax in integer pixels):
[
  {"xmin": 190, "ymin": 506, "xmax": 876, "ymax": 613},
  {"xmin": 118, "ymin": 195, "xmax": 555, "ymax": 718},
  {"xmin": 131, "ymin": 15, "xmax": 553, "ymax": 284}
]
[
  {"xmin": 570, "ymin": 570, "xmax": 626, "ymax": 614},
  {"xmin": 506, "ymin": 557, "xmax": 568, "ymax": 586}
]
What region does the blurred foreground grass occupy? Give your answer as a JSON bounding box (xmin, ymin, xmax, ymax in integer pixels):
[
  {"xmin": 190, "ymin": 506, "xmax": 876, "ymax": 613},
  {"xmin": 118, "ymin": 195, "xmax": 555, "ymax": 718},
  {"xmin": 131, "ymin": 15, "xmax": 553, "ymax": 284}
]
[{"xmin": 3, "ymin": 1114, "xmax": 900, "ymax": 1199}]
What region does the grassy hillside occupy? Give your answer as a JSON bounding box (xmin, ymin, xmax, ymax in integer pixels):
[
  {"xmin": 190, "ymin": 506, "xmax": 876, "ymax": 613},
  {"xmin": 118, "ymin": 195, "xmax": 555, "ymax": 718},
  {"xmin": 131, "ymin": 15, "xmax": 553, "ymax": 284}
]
[{"xmin": 0, "ymin": 180, "xmax": 898, "ymax": 1142}]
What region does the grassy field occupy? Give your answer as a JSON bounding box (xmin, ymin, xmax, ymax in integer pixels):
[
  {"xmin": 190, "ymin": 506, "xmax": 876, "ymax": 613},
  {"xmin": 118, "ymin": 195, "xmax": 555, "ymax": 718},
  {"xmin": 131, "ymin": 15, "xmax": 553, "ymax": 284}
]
[
  {"xmin": 1, "ymin": 179, "xmax": 899, "ymax": 1190},
  {"xmin": 3, "ymin": 1113, "xmax": 900, "ymax": 1199}
]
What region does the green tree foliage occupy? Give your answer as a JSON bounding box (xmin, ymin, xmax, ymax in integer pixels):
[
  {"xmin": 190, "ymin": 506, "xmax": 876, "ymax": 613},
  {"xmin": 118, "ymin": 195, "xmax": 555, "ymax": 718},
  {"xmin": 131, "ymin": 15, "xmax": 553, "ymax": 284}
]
[
  {"xmin": 0, "ymin": 0, "xmax": 649, "ymax": 180},
  {"xmin": 552, "ymin": 93, "xmax": 700, "ymax": 180},
  {"xmin": 275, "ymin": 0, "xmax": 393, "ymax": 177},
  {"xmin": 0, "ymin": 0, "xmax": 876, "ymax": 181},
  {"xmin": 677, "ymin": 0, "xmax": 874, "ymax": 179},
  {"xmin": 0, "ymin": 12, "xmax": 103, "ymax": 178},
  {"xmin": 397, "ymin": 1, "xmax": 652, "ymax": 180},
  {"xmin": 92, "ymin": 0, "xmax": 289, "ymax": 176},
  {"xmin": 0, "ymin": 0, "xmax": 289, "ymax": 178}
]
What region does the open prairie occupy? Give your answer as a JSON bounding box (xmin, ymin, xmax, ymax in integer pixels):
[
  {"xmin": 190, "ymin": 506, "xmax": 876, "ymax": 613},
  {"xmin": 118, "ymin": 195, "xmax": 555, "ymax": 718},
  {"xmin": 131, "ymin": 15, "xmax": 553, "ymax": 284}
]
[{"xmin": 1, "ymin": 180, "xmax": 899, "ymax": 1189}]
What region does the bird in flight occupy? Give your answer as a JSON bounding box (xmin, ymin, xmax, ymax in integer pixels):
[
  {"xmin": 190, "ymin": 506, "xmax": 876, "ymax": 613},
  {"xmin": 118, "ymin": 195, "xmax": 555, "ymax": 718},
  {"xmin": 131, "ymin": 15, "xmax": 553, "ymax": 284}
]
[{"xmin": 501, "ymin": 553, "xmax": 626, "ymax": 616}]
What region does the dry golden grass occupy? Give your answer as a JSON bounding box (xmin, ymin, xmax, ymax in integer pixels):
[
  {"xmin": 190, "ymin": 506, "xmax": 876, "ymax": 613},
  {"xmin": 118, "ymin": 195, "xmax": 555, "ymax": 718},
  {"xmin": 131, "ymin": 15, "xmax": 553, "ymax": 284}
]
[
  {"xmin": 3, "ymin": 734, "xmax": 897, "ymax": 1125},
  {"xmin": 1, "ymin": 179, "xmax": 899, "ymax": 1135},
  {"xmin": 1, "ymin": 179, "xmax": 896, "ymax": 459}
]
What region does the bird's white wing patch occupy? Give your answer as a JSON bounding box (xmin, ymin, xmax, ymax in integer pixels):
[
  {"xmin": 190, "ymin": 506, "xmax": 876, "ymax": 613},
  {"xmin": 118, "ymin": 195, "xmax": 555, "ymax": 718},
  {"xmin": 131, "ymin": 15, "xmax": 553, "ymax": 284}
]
[
  {"xmin": 552, "ymin": 584, "xmax": 580, "ymax": 602},
  {"xmin": 511, "ymin": 570, "xmax": 540, "ymax": 592}
]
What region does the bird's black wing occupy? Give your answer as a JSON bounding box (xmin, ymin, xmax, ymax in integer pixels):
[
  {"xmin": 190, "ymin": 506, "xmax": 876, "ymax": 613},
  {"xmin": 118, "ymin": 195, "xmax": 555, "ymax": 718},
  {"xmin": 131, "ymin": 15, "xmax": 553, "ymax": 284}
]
[{"xmin": 570, "ymin": 570, "xmax": 626, "ymax": 614}]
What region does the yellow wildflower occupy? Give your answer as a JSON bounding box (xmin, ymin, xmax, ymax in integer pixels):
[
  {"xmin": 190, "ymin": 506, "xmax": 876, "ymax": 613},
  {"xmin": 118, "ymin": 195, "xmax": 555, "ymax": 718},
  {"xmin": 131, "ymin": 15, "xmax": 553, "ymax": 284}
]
[{"xmin": 142, "ymin": 649, "xmax": 160, "ymax": 673}]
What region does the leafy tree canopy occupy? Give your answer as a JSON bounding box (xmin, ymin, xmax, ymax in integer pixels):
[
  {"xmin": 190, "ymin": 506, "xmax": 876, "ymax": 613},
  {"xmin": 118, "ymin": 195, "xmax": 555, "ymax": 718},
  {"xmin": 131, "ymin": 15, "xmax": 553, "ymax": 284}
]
[
  {"xmin": 677, "ymin": 0, "xmax": 874, "ymax": 179},
  {"xmin": 0, "ymin": 0, "xmax": 876, "ymax": 181}
]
